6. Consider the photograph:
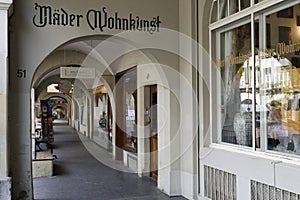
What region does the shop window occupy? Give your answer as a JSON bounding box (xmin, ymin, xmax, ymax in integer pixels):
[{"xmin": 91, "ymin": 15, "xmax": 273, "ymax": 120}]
[
  {"xmin": 216, "ymin": 22, "xmax": 253, "ymax": 147},
  {"xmin": 125, "ymin": 93, "xmax": 137, "ymax": 149},
  {"xmin": 258, "ymin": 4, "xmax": 300, "ymax": 154},
  {"xmin": 211, "ymin": 0, "xmax": 255, "ymax": 21},
  {"xmin": 211, "ymin": 1, "xmax": 300, "ymax": 155},
  {"xmin": 81, "ymin": 94, "xmax": 87, "ymax": 126},
  {"xmin": 116, "ymin": 67, "xmax": 137, "ymax": 153}
]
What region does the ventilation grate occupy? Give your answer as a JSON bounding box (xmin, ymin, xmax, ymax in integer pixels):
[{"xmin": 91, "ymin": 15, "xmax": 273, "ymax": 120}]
[
  {"xmin": 204, "ymin": 165, "xmax": 237, "ymax": 200},
  {"xmin": 251, "ymin": 180, "xmax": 300, "ymax": 200}
]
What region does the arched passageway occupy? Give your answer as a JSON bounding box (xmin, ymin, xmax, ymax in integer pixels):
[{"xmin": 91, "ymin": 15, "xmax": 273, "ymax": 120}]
[{"xmin": 29, "ymin": 35, "xmax": 172, "ymax": 199}]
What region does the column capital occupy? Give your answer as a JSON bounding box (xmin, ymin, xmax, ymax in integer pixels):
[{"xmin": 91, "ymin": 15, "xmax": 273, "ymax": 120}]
[{"xmin": 0, "ymin": 0, "xmax": 12, "ymax": 10}]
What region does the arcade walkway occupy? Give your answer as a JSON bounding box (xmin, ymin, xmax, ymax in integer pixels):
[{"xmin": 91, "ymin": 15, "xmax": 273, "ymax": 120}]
[{"xmin": 33, "ymin": 120, "xmax": 186, "ymax": 200}]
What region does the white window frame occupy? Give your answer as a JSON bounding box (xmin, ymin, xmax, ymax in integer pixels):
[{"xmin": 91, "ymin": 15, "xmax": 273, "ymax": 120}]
[{"xmin": 209, "ymin": 0, "xmax": 300, "ymax": 156}]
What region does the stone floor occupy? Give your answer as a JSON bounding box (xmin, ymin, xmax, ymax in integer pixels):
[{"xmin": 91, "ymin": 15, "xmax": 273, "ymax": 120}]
[{"xmin": 33, "ymin": 120, "xmax": 187, "ymax": 200}]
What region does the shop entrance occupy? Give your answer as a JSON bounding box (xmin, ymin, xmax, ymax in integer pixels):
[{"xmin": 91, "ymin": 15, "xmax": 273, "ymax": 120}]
[{"xmin": 149, "ymin": 85, "xmax": 158, "ymax": 180}]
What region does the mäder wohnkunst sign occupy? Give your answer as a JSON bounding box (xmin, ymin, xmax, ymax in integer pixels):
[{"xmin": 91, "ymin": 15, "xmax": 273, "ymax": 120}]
[{"xmin": 33, "ymin": 2, "xmax": 162, "ymax": 34}]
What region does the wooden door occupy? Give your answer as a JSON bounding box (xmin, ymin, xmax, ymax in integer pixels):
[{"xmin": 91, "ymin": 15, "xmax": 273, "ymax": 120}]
[{"xmin": 150, "ymin": 85, "xmax": 158, "ymax": 180}]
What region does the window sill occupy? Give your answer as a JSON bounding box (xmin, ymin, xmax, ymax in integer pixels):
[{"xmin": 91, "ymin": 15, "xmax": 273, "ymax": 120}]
[{"xmin": 207, "ymin": 143, "xmax": 300, "ymax": 166}]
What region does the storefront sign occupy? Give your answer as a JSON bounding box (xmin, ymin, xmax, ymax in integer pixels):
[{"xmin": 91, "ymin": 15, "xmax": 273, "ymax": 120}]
[
  {"xmin": 33, "ymin": 3, "xmax": 162, "ymax": 34},
  {"xmin": 60, "ymin": 67, "xmax": 95, "ymax": 79}
]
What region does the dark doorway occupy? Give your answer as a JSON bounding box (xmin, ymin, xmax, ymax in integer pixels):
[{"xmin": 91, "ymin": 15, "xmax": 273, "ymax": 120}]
[{"xmin": 150, "ymin": 85, "xmax": 158, "ymax": 180}]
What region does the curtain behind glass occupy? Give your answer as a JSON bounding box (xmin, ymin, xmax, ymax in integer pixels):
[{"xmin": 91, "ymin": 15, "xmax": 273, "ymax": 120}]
[{"xmin": 221, "ymin": 23, "xmax": 252, "ymax": 147}]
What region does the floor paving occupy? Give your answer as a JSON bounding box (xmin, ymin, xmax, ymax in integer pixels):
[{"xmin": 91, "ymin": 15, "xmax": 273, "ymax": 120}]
[{"xmin": 33, "ymin": 120, "xmax": 187, "ymax": 200}]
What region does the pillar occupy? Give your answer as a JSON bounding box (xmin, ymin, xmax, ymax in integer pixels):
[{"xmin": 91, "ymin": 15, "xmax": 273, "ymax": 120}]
[{"xmin": 0, "ymin": 1, "xmax": 12, "ymax": 199}]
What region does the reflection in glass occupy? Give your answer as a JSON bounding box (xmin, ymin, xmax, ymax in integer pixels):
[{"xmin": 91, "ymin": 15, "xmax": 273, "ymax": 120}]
[
  {"xmin": 292, "ymin": 92, "xmax": 300, "ymax": 111},
  {"xmin": 213, "ymin": 1, "xmax": 300, "ymax": 155},
  {"xmin": 219, "ymin": 23, "xmax": 253, "ymax": 147},
  {"xmin": 124, "ymin": 71, "xmax": 137, "ymax": 151},
  {"xmin": 210, "ymin": 0, "xmax": 218, "ymax": 23},
  {"xmin": 229, "ymin": 0, "xmax": 239, "ymax": 15},
  {"xmin": 258, "ymin": 4, "xmax": 300, "ymax": 155},
  {"xmin": 116, "ymin": 68, "xmax": 137, "ymax": 153},
  {"xmin": 125, "ymin": 93, "xmax": 137, "ymax": 148},
  {"xmin": 219, "ymin": 0, "xmax": 228, "ymax": 19},
  {"xmin": 241, "ymin": 0, "xmax": 250, "ymax": 10}
]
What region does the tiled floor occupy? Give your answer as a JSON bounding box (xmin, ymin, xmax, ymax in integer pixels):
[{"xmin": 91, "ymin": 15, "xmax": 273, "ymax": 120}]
[{"xmin": 33, "ymin": 120, "xmax": 187, "ymax": 200}]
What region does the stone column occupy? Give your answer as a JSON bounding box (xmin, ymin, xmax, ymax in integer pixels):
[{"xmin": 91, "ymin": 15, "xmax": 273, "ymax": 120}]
[{"xmin": 0, "ymin": 0, "xmax": 12, "ymax": 199}]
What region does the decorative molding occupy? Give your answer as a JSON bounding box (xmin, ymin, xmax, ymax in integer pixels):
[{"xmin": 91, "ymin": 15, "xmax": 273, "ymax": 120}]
[{"xmin": 0, "ymin": 2, "xmax": 12, "ymax": 11}]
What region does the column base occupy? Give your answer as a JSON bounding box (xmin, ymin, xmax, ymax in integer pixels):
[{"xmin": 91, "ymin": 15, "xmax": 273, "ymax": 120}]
[{"xmin": 0, "ymin": 177, "xmax": 11, "ymax": 199}]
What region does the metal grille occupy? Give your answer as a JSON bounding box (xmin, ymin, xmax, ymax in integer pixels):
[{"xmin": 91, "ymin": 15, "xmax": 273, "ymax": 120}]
[
  {"xmin": 204, "ymin": 165, "xmax": 237, "ymax": 200},
  {"xmin": 251, "ymin": 180, "xmax": 300, "ymax": 200}
]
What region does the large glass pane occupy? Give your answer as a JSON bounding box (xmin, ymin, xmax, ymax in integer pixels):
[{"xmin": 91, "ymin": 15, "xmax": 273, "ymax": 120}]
[
  {"xmin": 116, "ymin": 68, "xmax": 137, "ymax": 153},
  {"xmin": 258, "ymin": 4, "xmax": 300, "ymax": 155},
  {"xmin": 218, "ymin": 23, "xmax": 253, "ymax": 147},
  {"xmin": 254, "ymin": 19, "xmax": 260, "ymax": 148},
  {"xmin": 124, "ymin": 70, "xmax": 137, "ymax": 151}
]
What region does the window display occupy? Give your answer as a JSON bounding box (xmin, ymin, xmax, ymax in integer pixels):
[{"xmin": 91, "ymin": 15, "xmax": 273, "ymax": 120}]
[
  {"xmin": 216, "ymin": 23, "xmax": 253, "ymax": 147},
  {"xmin": 116, "ymin": 67, "xmax": 137, "ymax": 153},
  {"xmin": 259, "ymin": 4, "xmax": 300, "ymax": 155},
  {"xmin": 212, "ymin": 1, "xmax": 300, "ymax": 155},
  {"xmin": 93, "ymin": 86, "xmax": 113, "ymax": 148}
]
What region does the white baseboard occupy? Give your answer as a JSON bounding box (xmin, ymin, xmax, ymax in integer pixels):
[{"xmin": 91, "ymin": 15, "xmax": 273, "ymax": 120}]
[
  {"xmin": 181, "ymin": 171, "xmax": 196, "ymax": 200},
  {"xmin": 170, "ymin": 170, "xmax": 181, "ymax": 196},
  {"xmin": 168, "ymin": 170, "xmax": 196, "ymax": 199}
]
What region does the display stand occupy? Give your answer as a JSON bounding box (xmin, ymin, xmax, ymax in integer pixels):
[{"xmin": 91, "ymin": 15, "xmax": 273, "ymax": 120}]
[
  {"xmin": 40, "ymin": 99, "xmax": 54, "ymax": 143},
  {"xmin": 32, "ymin": 99, "xmax": 55, "ymax": 178}
]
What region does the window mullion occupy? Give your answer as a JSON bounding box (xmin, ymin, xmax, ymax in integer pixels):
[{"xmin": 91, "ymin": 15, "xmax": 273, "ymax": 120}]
[
  {"xmin": 259, "ymin": 14, "xmax": 267, "ymax": 152},
  {"xmin": 251, "ymin": 13, "xmax": 256, "ymax": 150},
  {"xmin": 218, "ymin": 0, "xmax": 220, "ymax": 21},
  {"xmin": 210, "ymin": 0, "xmax": 285, "ymax": 30},
  {"xmin": 227, "ymin": 0, "xmax": 230, "ymax": 17}
]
